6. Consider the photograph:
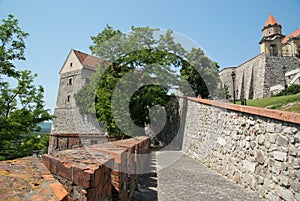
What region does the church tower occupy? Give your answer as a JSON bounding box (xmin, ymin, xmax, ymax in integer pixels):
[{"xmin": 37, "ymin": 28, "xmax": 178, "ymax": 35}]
[{"xmin": 259, "ymin": 15, "xmax": 285, "ymax": 56}]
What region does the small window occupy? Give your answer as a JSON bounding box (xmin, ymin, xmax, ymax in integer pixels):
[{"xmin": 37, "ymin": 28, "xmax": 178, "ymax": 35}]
[
  {"xmin": 68, "ymin": 78, "xmax": 73, "ymax": 86},
  {"xmin": 70, "ymin": 63, "xmax": 73, "ymax": 67},
  {"xmin": 67, "ymin": 95, "xmax": 71, "ymax": 103}
]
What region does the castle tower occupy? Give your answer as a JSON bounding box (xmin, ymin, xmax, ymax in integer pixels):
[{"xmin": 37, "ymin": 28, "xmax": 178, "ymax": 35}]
[
  {"xmin": 259, "ymin": 14, "xmax": 285, "ymax": 56},
  {"xmin": 282, "ymin": 28, "xmax": 300, "ymax": 56},
  {"xmin": 49, "ymin": 50, "xmax": 106, "ymax": 153}
]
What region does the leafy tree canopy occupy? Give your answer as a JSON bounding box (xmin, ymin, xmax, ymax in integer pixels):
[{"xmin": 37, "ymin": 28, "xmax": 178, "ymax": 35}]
[
  {"xmin": 0, "ymin": 14, "xmax": 52, "ymax": 160},
  {"xmin": 75, "ymin": 25, "xmax": 221, "ymax": 137}
]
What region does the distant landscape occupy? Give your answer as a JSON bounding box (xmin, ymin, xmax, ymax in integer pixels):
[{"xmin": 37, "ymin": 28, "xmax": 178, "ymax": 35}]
[{"xmin": 38, "ymin": 122, "xmax": 52, "ymax": 133}]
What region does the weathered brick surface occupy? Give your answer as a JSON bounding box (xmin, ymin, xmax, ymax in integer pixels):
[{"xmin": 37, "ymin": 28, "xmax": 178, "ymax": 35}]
[
  {"xmin": 0, "ymin": 157, "xmax": 68, "ymax": 201},
  {"xmin": 0, "ymin": 137, "xmax": 150, "ymax": 201},
  {"xmin": 43, "ymin": 147, "xmax": 114, "ymax": 201},
  {"xmin": 42, "ymin": 136, "xmax": 150, "ymax": 201}
]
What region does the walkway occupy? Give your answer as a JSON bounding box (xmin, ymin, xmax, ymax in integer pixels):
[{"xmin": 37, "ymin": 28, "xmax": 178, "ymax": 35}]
[{"xmin": 135, "ymin": 151, "xmax": 265, "ymax": 201}]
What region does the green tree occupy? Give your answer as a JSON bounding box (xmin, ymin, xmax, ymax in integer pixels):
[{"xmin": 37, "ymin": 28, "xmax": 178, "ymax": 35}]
[
  {"xmin": 75, "ymin": 26, "xmax": 220, "ymax": 137},
  {"xmin": 180, "ymin": 48, "xmax": 220, "ymax": 98},
  {"xmin": 0, "ymin": 14, "xmax": 52, "ymax": 160}
]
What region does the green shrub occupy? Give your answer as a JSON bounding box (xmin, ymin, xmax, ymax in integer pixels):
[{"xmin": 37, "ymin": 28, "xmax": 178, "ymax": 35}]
[{"xmin": 272, "ymin": 84, "xmax": 300, "ymax": 97}]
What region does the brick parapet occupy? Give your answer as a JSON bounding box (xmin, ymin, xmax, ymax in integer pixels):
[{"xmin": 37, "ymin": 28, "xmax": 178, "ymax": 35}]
[{"xmin": 42, "ymin": 136, "xmax": 150, "ymax": 201}]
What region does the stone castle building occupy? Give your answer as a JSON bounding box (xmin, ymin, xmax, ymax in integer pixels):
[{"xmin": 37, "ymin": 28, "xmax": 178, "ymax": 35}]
[
  {"xmin": 219, "ymin": 15, "xmax": 300, "ymax": 99},
  {"xmin": 49, "ymin": 50, "xmax": 106, "ymax": 153}
]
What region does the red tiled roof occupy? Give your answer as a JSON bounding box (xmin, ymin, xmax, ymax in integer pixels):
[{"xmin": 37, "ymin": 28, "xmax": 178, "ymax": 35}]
[
  {"xmin": 264, "ymin": 14, "xmax": 280, "ymax": 27},
  {"xmin": 282, "ymin": 28, "xmax": 300, "ymax": 44},
  {"xmin": 73, "ymin": 50, "xmax": 104, "ymax": 69}
]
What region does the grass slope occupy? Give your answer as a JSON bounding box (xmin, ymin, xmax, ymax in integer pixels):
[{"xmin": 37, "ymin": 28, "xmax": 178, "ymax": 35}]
[{"xmin": 239, "ymin": 94, "xmax": 300, "ymax": 113}]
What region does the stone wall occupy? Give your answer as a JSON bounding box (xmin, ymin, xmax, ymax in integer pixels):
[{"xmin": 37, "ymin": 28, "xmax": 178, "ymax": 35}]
[
  {"xmin": 43, "ymin": 136, "xmax": 150, "ymax": 201},
  {"xmin": 181, "ymin": 97, "xmax": 300, "ymax": 201},
  {"xmin": 264, "ymin": 56, "xmax": 300, "ymax": 97},
  {"xmin": 51, "ymin": 68, "xmax": 102, "ymax": 135},
  {"xmin": 219, "ymin": 54, "xmax": 300, "ymax": 100}
]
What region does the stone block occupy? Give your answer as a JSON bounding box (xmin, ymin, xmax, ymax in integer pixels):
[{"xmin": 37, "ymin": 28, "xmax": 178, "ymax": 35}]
[
  {"xmin": 276, "ymin": 186, "xmax": 294, "ymax": 201},
  {"xmin": 291, "ymin": 179, "xmax": 300, "ymax": 193},
  {"xmin": 269, "ymin": 144, "xmax": 278, "ymax": 152},
  {"xmin": 266, "ymin": 124, "xmax": 275, "ymax": 133},
  {"xmin": 247, "ymin": 120, "xmax": 255, "ymax": 126},
  {"xmin": 279, "ymin": 175, "xmax": 289, "ymax": 187},
  {"xmin": 243, "ymin": 160, "xmax": 256, "ymax": 173},
  {"xmin": 268, "ymin": 134, "xmax": 277, "ymax": 144},
  {"xmin": 283, "ymin": 127, "xmax": 293, "ymax": 134},
  {"xmin": 295, "ymin": 193, "xmax": 300, "ymax": 201},
  {"xmin": 255, "ymin": 150, "xmax": 265, "ymax": 165},
  {"xmin": 266, "ymin": 192, "xmax": 280, "ymax": 201},
  {"xmin": 257, "ymin": 135, "xmax": 265, "ymax": 145},
  {"xmin": 273, "ymin": 151, "xmax": 287, "ymax": 162},
  {"xmin": 295, "ymin": 132, "xmax": 300, "ymax": 143},
  {"xmin": 276, "ymin": 134, "xmax": 288, "ymax": 147}
]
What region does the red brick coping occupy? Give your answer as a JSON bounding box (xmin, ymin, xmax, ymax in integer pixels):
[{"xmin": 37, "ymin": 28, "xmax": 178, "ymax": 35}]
[
  {"xmin": 43, "ymin": 136, "xmax": 150, "ymax": 201},
  {"xmin": 184, "ymin": 97, "xmax": 300, "ymax": 125}
]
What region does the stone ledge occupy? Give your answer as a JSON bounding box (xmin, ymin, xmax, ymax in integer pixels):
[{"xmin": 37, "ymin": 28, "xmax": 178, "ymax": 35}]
[{"xmin": 185, "ymin": 96, "xmax": 300, "ymax": 124}]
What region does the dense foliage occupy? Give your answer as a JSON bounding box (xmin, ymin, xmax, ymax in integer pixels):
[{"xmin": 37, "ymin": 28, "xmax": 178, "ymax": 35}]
[
  {"xmin": 272, "ymin": 84, "xmax": 300, "ymax": 97},
  {"xmin": 0, "ymin": 15, "xmax": 52, "ymax": 160},
  {"xmin": 75, "ymin": 25, "xmax": 221, "ymax": 137}
]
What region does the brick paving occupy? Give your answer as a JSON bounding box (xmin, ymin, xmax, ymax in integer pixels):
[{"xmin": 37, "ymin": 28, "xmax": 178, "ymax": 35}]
[{"xmin": 136, "ymin": 150, "xmax": 266, "ymax": 201}]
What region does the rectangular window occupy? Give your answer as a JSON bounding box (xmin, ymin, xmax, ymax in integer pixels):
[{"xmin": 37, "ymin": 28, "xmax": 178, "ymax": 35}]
[
  {"xmin": 70, "ymin": 63, "xmax": 73, "ymax": 67},
  {"xmin": 67, "ymin": 95, "xmax": 71, "ymax": 103},
  {"xmin": 68, "ymin": 78, "xmax": 73, "ymax": 86}
]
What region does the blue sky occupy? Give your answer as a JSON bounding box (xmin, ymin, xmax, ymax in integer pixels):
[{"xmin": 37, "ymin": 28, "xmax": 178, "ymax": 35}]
[{"xmin": 0, "ymin": 0, "xmax": 300, "ymax": 112}]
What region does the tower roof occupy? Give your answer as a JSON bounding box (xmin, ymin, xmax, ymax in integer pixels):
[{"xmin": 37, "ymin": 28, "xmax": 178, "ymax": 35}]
[
  {"xmin": 282, "ymin": 28, "xmax": 300, "ymax": 44},
  {"xmin": 264, "ymin": 14, "xmax": 280, "ymax": 27},
  {"xmin": 73, "ymin": 50, "xmax": 104, "ymax": 69}
]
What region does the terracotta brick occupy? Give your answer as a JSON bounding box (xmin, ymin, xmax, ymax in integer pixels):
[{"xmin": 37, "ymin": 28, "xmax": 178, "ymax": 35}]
[
  {"xmin": 49, "ymin": 183, "xmax": 68, "ymax": 200},
  {"xmin": 28, "ymin": 194, "xmax": 48, "ymax": 201},
  {"xmin": 42, "ymin": 154, "xmax": 52, "ymax": 170},
  {"xmin": 57, "ymin": 162, "xmax": 73, "ymax": 181},
  {"xmin": 72, "ymin": 165, "xmax": 94, "ymax": 188}
]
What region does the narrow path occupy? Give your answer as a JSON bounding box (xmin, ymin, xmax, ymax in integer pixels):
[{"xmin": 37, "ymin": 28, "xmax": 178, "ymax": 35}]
[
  {"xmin": 135, "ymin": 150, "xmax": 265, "ymax": 201},
  {"xmin": 133, "ymin": 150, "xmax": 158, "ymax": 201},
  {"xmin": 157, "ymin": 151, "xmax": 264, "ymax": 201}
]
